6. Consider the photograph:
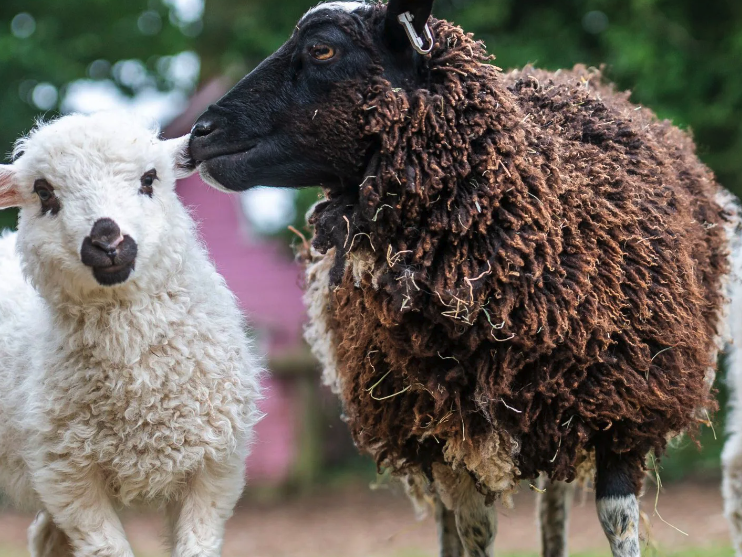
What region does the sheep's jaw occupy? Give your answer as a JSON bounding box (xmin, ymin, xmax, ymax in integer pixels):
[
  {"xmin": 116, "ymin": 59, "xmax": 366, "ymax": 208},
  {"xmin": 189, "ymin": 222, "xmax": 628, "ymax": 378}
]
[
  {"xmin": 193, "ymin": 137, "xmax": 344, "ymax": 192},
  {"xmin": 91, "ymin": 261, "xmax": 136, "ymax": 287},
  {"xmin": 193, "ymin": 146, "xmax": 258, "ymax": 193}
]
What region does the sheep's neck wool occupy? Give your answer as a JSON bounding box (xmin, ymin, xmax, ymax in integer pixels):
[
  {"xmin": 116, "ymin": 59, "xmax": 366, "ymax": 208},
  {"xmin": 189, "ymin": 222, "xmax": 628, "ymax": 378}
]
[{"xmin": 303, "ymin": 15, "xmax": 731, "ymax": 498}]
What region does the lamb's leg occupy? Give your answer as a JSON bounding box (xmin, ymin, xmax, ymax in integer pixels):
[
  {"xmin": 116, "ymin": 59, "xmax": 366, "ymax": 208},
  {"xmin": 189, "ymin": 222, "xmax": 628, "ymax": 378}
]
[
  {"xmin": 28, "ymin": 511, "xmax": 74, "ymax": 557},
  {"xmin": 34, "ymin": 467, "xmax": 133, "ymax": 557},
  {"xmin": 169, "ymin": 455, "xmax": 246, "ymax": 557},
  {"xmin": 595, "ymin": 447, "xmax": 641, "ymax": 557},
  {"xmin": 537, "ymin": 476, "xmax": 574, "ymax": 557},
  {"xmin": 435, "ymin": 497, "xmax": 463, "ymax": 557}
]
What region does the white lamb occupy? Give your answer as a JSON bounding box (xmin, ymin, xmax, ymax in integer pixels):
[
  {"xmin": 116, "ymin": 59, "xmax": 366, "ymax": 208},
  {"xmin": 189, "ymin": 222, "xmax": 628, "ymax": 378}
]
[{"xmin": 0, "ymin": 112, "xmax": 262, "ymax": 557}]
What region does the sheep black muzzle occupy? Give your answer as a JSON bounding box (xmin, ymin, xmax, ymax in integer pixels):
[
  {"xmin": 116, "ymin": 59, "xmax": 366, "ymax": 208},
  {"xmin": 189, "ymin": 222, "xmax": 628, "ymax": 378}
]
[
  {"xmin": 189, "ymin": 1, "xmax": 429, "ymax": 193},
  {"xmin": 80, "ymin": 218, "xmax": 138, "ymax": 286}
]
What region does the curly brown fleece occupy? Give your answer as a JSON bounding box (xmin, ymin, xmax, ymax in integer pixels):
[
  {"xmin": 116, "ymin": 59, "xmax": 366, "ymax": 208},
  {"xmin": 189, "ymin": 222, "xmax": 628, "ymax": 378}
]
[{"xmin": 305, "ymin": 12, "xmax": 731, "ymax": 495}]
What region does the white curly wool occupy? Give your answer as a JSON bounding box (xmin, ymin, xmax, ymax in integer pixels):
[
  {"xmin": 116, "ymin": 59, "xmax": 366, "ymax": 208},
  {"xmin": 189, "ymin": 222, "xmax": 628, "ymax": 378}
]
[
  {"xmin": 721, "ymin": 188, "xmax": 742, "ymax": 556},
  {"xmin": 0, "ymin": 112, "xmax": 262, "ymax": 557},
  {"xmin": 303, "ymin": 247, "xmax": 342, "ymax": 395}
]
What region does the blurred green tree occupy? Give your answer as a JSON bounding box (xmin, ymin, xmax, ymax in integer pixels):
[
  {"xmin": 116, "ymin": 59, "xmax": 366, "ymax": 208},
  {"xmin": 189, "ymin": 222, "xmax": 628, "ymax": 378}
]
[
  {"xmin": 432, "ymin": 0, "xmax": 742, "ymax": 196},
  {"xmin": 0, "ymin": 0, "xmax": 200, "ymax": 230}
]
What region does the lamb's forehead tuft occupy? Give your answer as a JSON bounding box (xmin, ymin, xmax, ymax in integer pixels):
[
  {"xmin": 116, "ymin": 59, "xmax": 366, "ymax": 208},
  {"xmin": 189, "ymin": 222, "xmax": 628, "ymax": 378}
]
[
  {"xmin": 300, "ymin": 1, "xmax": 371, "ymax": 22},
  {"xmin": 15, "ymin": 111, "xmax": 162, "ymax": 162}
]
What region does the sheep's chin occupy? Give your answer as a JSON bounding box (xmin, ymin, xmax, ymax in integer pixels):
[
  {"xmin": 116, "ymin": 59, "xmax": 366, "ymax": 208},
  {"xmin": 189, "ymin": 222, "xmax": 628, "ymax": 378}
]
[
  {"xmin": 195, "ymin": 148, "xmax": 263, "ymax": 193},
  {"xmin": 91, "ymin": 262, "xmax": 135, "ymax": 287},
  {"xmin": 196, "ymin": 163, "xmax": 239, "ymax": 194}
]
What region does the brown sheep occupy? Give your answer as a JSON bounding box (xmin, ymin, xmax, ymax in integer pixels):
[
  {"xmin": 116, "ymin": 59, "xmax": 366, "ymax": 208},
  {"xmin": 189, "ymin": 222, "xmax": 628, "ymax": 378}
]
[{"xmin": 189, "ymin": 2, "xmax": 739, "ymax": 555}]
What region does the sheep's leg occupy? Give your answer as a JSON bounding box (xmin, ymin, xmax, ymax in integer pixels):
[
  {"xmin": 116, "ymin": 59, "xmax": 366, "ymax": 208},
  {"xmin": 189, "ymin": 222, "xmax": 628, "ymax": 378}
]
[
  {"xmin": 595, "ymin": 448, "xmax": 641, "ymax": 557},
  {"xmin": 537, "ymin": 476, "xmax": 574, "ymax": 557},
  {"xmin": 28, "ymin": 511, "xmax": 74, "ymax": 557},
  {"xmin": 435, "ymin": 497, "xmax": 463, "ymax": 557},
  {"xmin": 723, "ymin": 428, "xmax": 742, "ymax": 555},
  {"xmin": 453, "ymin": 480, "xmax": 497, "ymax": 557},
  {"xmin": 432, "ymin": 466, "xmax": 496, "ymax": 557},
  {"xmin": 34, "ymin": 467, "xmax": 133, "ymax": 557},
  {"xmin": 169, "ymin": 456, "xmax": 246, "ymax": 557}
]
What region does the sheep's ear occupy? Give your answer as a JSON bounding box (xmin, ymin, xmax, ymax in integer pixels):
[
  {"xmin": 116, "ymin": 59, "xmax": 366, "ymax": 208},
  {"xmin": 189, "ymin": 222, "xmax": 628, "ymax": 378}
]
[
  {"xmin": 384, "ymin": 0, "xmax": 435, "ymax": 54},
  {"xmin": 0, "ymin": 165, "xmax": 21, "ymax": 209},
  {"xmin": 165, "ymin": 136, "xmax": 197, "ymax": 179}
]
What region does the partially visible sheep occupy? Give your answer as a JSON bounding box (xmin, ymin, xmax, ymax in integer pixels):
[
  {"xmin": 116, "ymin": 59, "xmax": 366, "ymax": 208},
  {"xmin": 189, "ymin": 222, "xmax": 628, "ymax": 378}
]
[
  {"xmin": 0, "ymin": 112, "xmax": 262, "ymax": 557},
  {"xmin": 189, "ymin": 1, "xmax": 739, "ymax": 556},
  {"xmin": 722, "ymin": 220, "xmax": 742, "ymax": 556}
]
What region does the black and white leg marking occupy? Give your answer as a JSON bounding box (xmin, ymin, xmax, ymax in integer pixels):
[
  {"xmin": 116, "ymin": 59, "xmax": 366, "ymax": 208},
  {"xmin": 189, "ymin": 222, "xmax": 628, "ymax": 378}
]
[
  {"xmin": 537, "ymin": 476, "xmax": 574, "ymax": 557},
  {"xmin": 595, "ymin": 448, "xmax": 641, "ymax": 557},
  {"xmin": 436, "ymin": 497, "xmax": 464, "ymax": 557}
]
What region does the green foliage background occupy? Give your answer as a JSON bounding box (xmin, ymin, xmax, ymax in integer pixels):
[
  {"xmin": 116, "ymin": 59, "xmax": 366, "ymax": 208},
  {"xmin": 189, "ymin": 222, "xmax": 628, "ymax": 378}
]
[{"xmin": 0, "ymin": 0, "xmax": 740, "ymax": 479}]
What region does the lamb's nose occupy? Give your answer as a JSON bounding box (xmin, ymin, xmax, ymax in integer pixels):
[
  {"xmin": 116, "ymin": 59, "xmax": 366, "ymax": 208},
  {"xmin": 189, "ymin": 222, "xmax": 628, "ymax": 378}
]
[
  {"xmin": 191, "ymin": 118, "xmax": 217, "ymax": 138},
  {"xmin": 90, "ymin": 218, "xmax": 123, "ymax": 256}
]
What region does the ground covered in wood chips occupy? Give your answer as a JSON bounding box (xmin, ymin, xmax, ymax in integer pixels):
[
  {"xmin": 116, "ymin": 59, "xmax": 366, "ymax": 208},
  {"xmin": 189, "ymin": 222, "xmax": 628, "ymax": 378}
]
[{"xmin": 0, "ymin": 480, "xmax": 732, "ymax": 556}]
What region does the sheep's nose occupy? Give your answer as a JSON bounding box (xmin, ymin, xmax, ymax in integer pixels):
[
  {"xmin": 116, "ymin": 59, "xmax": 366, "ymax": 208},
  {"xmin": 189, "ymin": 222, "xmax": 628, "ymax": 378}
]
[
  {"xmin": 191, "ymin": 118, "xmax": 217, "ymax": 138},
  {"xmin": 190, "ymin": 114, "xmax": 222, "ymax": 163},
  {"xmin": 90, "ymin": 218, "xmax": 123, "ymax": 257},
  {"xmin": 81, "ymin": 218, "xmax": 138, "ymax": 279}
]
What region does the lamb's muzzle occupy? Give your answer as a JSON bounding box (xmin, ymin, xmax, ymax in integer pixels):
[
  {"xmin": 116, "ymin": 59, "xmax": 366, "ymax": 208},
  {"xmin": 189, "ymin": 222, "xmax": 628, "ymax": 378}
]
[{"xmin": 80, "ymin": 217, "xmax": 138, "ymax": 286}]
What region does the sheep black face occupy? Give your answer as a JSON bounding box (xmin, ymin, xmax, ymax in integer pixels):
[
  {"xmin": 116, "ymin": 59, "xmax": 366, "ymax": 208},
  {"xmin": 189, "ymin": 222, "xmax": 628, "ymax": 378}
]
[
  {"xmin": 0, "ymin": 112, "xmax": 195, "ymax": 294},
  {"xmin": 190, "ymin": 0, "xmax": 434, "ymax": 193}
]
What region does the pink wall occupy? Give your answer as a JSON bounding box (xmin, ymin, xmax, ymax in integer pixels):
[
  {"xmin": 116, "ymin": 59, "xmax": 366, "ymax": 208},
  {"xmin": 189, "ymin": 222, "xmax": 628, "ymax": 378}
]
[
  {"xmin": 177, "ymin": 174, "xmax": 306, "ymax": 483},
  {"xmin": 176, "ymin": 174, "xmax": 306, "ymax": 354}
]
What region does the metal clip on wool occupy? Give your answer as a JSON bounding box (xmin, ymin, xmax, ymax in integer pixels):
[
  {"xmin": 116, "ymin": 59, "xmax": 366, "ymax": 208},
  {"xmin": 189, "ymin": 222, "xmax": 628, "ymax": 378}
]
[{"xmin": 397, "ymin": 11, "xmax": 435, "ymax": 55}]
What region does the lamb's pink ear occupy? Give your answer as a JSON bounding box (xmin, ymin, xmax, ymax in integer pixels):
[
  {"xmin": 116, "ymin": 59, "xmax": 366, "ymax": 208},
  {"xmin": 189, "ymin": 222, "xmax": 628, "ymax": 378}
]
[
  {"xmin": 165, "ymin": 136, "xmax": 197, "ymax": 179},
  {"xmin": 0, "ymin": 165, "xmax": 21, "ymax": 209}
]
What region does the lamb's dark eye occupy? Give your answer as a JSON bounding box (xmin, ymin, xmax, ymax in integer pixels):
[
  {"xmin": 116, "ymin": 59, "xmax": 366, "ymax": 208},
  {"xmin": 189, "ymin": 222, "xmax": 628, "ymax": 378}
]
[
  {"xmin": 33, "ymin": 179, "xmax": 60, "ymax": 215},
  {"xmin": 309, "ymin": 44, "xmax": 336, "ymax": 61},
  {"xmin": 140, "ymin": 169, "xmax": 157, "ymax": 197}
]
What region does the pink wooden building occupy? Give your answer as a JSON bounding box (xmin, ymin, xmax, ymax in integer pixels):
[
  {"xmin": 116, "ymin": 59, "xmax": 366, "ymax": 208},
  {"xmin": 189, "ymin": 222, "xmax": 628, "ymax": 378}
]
[{"xmin": 166, "ymin": 82, "xmax": 326, "ymax": 486}]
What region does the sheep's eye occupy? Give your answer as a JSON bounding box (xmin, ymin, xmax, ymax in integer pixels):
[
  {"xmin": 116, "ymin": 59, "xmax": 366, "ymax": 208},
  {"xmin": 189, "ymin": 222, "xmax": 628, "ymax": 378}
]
[
  {"xmin": 140, "ymin": 169, "xmax": 157, "ymax": 197},
  {"xmin": 309, "ymin": 44, "xmax": 336, "ymax": 61},
  {"xmin": 33, "ymin": 179, "xmax": 60, "ymax": 215}
]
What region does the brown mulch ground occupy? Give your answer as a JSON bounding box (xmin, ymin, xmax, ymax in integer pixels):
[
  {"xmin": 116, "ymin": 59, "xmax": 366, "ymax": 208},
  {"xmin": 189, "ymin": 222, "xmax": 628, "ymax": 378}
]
[{"xmin": 0, "ymin": 480, "xmax": 730, "ymax": 556}]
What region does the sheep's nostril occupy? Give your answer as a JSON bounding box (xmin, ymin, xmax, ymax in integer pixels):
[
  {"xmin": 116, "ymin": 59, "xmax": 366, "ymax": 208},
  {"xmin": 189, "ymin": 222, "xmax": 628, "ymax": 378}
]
[
  {"xmin": 91, "ymin": 239, "xmax": 122, "ymax": 258},
  {"xmin": 191, "ymin": 119, "xmax": 217, "ymax": 138},
  {"xmin": 81, "ymin": 233, "xmax": 137, "ymax": 272},
  {"xmin": 89, "ymin": 218, "xmax": 122, "ymax": 252}
]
